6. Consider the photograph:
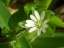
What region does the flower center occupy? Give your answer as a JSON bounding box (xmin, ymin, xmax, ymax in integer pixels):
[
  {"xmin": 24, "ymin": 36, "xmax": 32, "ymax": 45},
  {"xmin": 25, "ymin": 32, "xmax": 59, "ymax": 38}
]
[{"xmin": 36, "ymin": 20, "xmax": 43, "ymax": 28}]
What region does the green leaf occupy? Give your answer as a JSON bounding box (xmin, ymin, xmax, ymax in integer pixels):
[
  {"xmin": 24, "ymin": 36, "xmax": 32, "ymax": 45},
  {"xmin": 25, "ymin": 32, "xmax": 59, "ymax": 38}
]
[
  {"xmin": 24, "ymin": 3, "xmax": 32, "ymax": 16},
  {"xmin": 11, "ymin": 36, "xmax": 32, "ymax": 48},
  {"xmin": 48, "ymin": 22, "xmax": 56, "ymax": 32},
  {"xmin": 18, "ymin": 36, "xmax": 32, "ymax": 48},
  {"xmin": 9, "ymin": 29, "xmax": 32, "ymax": 48},
  {"xmin": 1, "ymin": 0, "xmax": 10, "ymax": 6},
  {"xmin": 8, "ymin": 6, "xmax": 27, "ymax": 30},
  {"xmin": 9, "ymin": 29, "xmax": 21, "ymax": 48},
  {"xmin": 45, "ymin": 25, "xmax": 54, "ymax": 36},
  {"xmin": 31, "ymin": 32, "xmax": 64, "ymax": 48},
  {"xmin": 44, "ymin": 10, "xmax": 54, "ymax": 20},
  {"xmin": 49, "ymin": 15, "xmax": 64, "ymax": 27},
  {"xmin": 0, "ymin": 0, "xmax": 11, "ymax": 31}
]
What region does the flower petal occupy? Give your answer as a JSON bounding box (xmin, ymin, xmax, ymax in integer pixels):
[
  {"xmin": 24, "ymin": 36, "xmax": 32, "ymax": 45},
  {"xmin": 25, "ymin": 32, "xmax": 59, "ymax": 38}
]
[
  {"xmin": 26, "ymin": 20, "xmax": 35, "ymax": 24},
  {"xmin": 25, "ymin": 24, "xmax": 34, "ymax": 27},
  {"xmin": 41, "ymin": 11, "xmax": 45, "ymax": 20},
  {"xmin": 29, "ymin": 27, "xmax": 37, "ymax": 33},
  {"xmin": 44, "ymin": 19, "xmax": 49, "ymax": 24},
  {"xmin": 37, "ymin": 29, "xmax": 41, "ymax": 36},
  {"xmin": 43, "ymin": 24, "xmax": 48, "ymax": 28},
  {"xmin": 30, "ymin": 15, "xmax": 37, "ymax": 22},
  {"xmin": 41, "ymin": 28, "xmax": 46, "ymax": 33},
  {"xmin": 34, "ymin": 10, "xmax": 40, "ymax": 20}
]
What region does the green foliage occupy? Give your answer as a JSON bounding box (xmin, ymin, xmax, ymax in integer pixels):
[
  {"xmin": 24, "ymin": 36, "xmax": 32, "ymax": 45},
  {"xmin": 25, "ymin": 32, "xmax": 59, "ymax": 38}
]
[
  {"xmin": 42, "ymin": 0, "xmax": 52, "ymax": 9},
  {"xmin": 1, "ymin": 0, "xmax": 10, "ymax": 6},
  {"xmin": 0, "ymin": 0, "xmax": 64, "ymax": 48},
  {"xmin": 49, "ymin": 15, "xmax": 64, "ymax": 27},
  {"xmin": 45, "ymin": 25, "xmax": 54, "ymax": 36},
  {"xmin": 31, "ymin": 32, "xmax": 64, "ymax": 48},
  {"xmin": 24, "ymin": 3, "xmax": 41, "ymax": 16},
  {"xmin": 0, "ymin": 0, "xmax": 11, "ymax": 34},
  {"xmin": 34, "ymin": 0, "xmax": 52, "ymax": 9},
  {"xmin": 8, "ymin": 6, "xmax": 27, "ymax": 31},
  {"xmin": 18, "ymin": 36, "xmax": 32, "ymax": 48}
]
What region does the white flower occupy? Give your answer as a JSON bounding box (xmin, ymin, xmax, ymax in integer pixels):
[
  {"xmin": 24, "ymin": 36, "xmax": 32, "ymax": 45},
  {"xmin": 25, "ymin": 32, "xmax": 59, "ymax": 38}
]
[{"xmin": 25, "ymin": 10, "xmax": 49, "ymax": 36}]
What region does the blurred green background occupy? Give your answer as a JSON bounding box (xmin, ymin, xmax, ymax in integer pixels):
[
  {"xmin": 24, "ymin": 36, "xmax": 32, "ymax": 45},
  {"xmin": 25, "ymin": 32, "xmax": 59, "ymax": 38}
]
[
  {"xmin": 1, "ymin": 32, "xmax": 64, "ymax": 48},
  {"xmin": 31, "ymin": 32, "xmax": 64, "ymax": 48}
]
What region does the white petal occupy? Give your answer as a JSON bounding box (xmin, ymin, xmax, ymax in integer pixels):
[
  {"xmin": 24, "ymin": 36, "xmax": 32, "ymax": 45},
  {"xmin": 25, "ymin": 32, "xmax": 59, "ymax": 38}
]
[
  {"xmin": 26, "ymin": 20, "xmax": 35, "ymax": 24},
  {"xmin": 29, "ymin": 27, "xmax": 37, "ymax": 33},
  {"xmin": 43, "ymin": 24, "xmax": 48, "ymax": 28},
  {"xmin": 41, "ymin": 11, "xmax": 45, "ymax": 20},
  {"xmin": 37, "ymin": 29, "xmax": 41, "ymax": 36},
  {"xmin": 34, "ymin": 10, "xmax": 40, "ymax": 20},
  {"xmin": 44, "ymin": 19, "xmax": 49, "ymax": 24},
  {"xmin": 30, "ymin": 15, "xmax": 37, "ymax": 22},
  {"xmin": 41, "ymin": 28, "xmax": 46, "ymax": 33},
  {"xmin": 25, "ymin": 24, "xmax": 34, "ymax": 27}
]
